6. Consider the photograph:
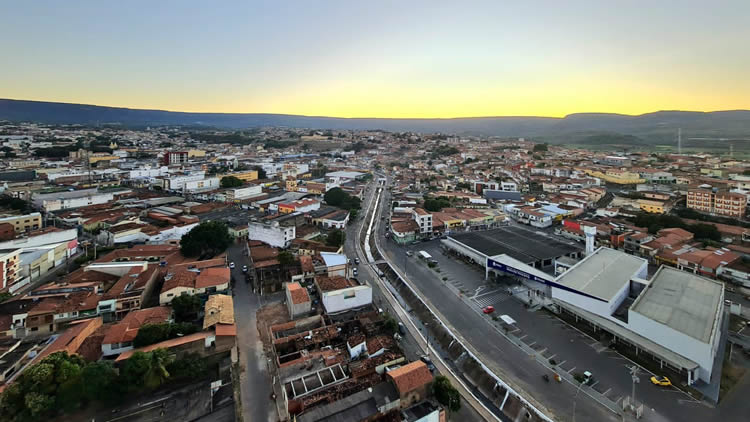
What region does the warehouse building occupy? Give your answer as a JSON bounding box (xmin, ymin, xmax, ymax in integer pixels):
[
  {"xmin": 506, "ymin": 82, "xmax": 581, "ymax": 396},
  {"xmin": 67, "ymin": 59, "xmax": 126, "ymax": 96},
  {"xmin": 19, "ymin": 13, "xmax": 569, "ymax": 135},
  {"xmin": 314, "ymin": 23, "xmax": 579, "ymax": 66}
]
[{"xmin": 552, "ymin": 248, "xmax": 724, "ymax": 385}]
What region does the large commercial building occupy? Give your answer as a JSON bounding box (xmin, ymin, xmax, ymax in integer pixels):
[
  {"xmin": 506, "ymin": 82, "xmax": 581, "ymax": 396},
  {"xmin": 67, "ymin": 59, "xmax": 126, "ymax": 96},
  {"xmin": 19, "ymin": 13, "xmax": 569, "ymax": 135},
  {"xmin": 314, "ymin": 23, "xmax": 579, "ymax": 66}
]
[
  {"xmin": 552, "ymin": 248, "xmax": 724, "ymax": 385},
  {"xmin": 443, "ymin": 227, "xmax": 724, "ymax": 385},
  {"xmin": 442, "ymin": 226, "xmax": 582, "ymax": 275}
]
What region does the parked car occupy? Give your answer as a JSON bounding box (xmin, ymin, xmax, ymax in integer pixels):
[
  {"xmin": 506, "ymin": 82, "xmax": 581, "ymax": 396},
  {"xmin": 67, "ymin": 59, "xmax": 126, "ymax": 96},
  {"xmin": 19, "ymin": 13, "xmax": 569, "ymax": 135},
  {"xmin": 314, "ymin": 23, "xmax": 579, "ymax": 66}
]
[
  {"xmin": 354, "ymin": 257, "xmax": 360, "ymax": 265},
  {"xmin": 650, "ymin": 376, "xmax": 671, "ymax": 386},
  {"xmin": 483, "ymin": 305, "xmax": 495, "ymax": 314},
  {"xmin": 583, "ymin": 371, "xmax": 594, "ymax": 385},
  {"xmin": 398, "ymin": 322, "xmax": 406, "ymax": 335},
  {"xmin": 352, "ymin": 268, "xmax": 358, "ymax": 276},
  {"xmin": 242, "ymin": 265, "xmax": 248, "ymax": 273},
  {"xmin": 406, "ymin": 251, "xmax": 414, "ymax": 257},
  {"xmin": 420, "ymin": 355, "xmax": 437, "ymax": 372},
  {"xmin": 229, "ymin": 262, "xmax": 235, "ymax": 269}
]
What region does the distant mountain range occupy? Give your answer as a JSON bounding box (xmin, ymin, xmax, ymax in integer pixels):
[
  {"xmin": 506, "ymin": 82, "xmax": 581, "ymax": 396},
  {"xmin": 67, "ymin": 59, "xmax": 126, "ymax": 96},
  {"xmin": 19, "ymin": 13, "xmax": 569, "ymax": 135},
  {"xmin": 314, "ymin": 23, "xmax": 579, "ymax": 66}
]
[{"xmin": 2, "ymin": 98, "xmax": 750, "ymax": 146}]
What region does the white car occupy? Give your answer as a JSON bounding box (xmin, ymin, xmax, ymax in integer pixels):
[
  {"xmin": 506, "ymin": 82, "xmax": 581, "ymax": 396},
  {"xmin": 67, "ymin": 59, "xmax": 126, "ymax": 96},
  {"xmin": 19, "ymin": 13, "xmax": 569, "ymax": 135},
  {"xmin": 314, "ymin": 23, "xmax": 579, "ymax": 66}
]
[
  {"xmin": 229, "ymin": 262, "xmax": 235, "ymax": 269},
  {"xmin": 242, "ymin": 265, "xmax": 248, "ymax": 273}
]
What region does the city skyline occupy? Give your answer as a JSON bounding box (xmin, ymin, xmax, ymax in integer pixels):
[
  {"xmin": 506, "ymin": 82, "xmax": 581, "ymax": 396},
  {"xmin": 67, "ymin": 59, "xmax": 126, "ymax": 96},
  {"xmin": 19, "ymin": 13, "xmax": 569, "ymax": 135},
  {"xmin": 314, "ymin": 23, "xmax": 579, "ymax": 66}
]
[{"xmin": 2, "ymin": 1, "xmax": 749, "ymax": 118}]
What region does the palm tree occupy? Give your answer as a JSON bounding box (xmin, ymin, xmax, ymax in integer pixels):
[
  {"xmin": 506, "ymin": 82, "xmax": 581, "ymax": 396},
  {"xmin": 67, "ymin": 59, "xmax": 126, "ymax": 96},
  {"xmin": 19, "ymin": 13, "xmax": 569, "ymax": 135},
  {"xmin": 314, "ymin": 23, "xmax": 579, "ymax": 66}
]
[{"xmin": 143, "ymin": 349, "xmax": 171, "ymax": 389}]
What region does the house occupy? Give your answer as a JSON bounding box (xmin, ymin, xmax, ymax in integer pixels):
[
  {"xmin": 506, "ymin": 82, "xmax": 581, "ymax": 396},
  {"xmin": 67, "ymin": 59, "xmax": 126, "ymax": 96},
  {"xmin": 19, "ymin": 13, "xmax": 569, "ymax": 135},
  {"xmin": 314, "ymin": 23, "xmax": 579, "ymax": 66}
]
[
  {"xmin": 159, "ymin": 267, "xmax": 230, "ymax": 305},
  {"xmin": 101, "ymin": 306, "xmax": 171, "ymax": 356},
  {"xmin": 386, "ymin": 361, "xmax": 434, "ymax": 409},
  {"xmin": 203, "ymin": 294, "xmax": 236, "ymax": 337},
  {"xmin": 314, "ymin": 276, "xmax": 372, "ymax": 314},
  {"xmin": 285, "ymin": 282, "xmax": 311, "ymax": 319},
  {"xmin": 33, "ymin": 317, "xmax": 103, "ymax": 362}
]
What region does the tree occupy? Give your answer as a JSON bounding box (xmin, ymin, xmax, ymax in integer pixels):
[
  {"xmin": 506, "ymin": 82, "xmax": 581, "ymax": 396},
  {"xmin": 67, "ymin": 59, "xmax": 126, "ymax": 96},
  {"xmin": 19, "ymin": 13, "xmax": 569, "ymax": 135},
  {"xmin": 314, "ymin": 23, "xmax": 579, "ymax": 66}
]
[
  {"xmin": 278, "ymin": 250, "xmax": 295, "ymax": 267},
  {"xmin": 170, "ymin": 294, "xmax": 202, "ymax": 323},
  {"xmin": 326, "ymin": 229, "xmax": 345, "ymax": 247},
  {"xmin": 144, "ymin": 349, "xmax": 172, "ymax": 389},
  {"xmin": 533, "ymin": 143, "xmax": 548, "ymax": 152},
  {"xmin": 180, "ymin": 221, "xmax": 232, "ymax": 257},
  {"xmin": 423, "ymin": 197, "xmax": 451, "ymax": 212},
  {"xmin": 324, "ymin": 187, "xmax": 361, "ymax": 211},
  {"xmin": 220, "ymin": 175, "xmax": 244, "ymax": 188},
  {"xmin": 134, "ymin": 322, "xmax": 198, "ymax": 348},
  {"xmin": 433, "ymin": 375, "xmax": 461, "ymax": 412},
  {"xmin": 80, "ymin": 361, "xmax": 117, "ymax": 403}
]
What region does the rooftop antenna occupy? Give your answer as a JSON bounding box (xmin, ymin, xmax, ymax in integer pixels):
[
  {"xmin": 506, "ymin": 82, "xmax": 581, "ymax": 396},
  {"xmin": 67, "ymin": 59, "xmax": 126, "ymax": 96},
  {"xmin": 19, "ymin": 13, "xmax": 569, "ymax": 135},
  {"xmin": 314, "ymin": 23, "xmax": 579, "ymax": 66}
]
[{"xmin": 677, "ymin": 128, "xmax": 682, "ymax": 154}]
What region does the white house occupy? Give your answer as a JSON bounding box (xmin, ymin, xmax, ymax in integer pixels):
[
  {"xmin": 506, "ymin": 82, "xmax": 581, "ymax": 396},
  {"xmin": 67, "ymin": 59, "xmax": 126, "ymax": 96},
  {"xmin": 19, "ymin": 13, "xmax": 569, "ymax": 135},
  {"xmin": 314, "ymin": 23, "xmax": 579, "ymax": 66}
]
[{"xmin": 247, "ymin": 221, "xmax": 296, "ymax": 248}]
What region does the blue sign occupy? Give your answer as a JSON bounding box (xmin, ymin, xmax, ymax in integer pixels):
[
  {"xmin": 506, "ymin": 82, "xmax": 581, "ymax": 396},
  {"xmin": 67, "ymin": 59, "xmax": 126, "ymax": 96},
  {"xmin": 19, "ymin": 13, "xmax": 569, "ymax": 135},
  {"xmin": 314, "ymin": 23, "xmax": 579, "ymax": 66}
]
[{"xmin": 487, "ymin": 258, "xmax": 551, "ymax": 284}]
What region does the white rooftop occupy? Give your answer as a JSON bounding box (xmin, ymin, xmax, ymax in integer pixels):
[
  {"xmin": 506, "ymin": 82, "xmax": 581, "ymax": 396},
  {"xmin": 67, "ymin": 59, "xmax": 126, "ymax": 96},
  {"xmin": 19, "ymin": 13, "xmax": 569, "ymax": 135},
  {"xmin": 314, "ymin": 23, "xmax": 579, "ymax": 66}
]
[
  {"xmin": 326, "ymin": 171, "xmax": 364, "ymax": 179},
  {"xmin": 556, "ymin": 247, "xmax": 646, "ymax": 301},
  {"xmin": 320, "ymin": 252, "xmax": 347, "ymax": 267},
  {"xmin": 631, "ymin": 266, "xmax": 723, "ymax": 344}
]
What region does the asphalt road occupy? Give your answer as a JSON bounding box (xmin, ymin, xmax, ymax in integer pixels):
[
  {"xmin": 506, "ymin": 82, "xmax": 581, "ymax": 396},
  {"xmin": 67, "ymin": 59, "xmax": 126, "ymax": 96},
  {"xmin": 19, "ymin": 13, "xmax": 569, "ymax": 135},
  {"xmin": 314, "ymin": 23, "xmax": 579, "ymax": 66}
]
[
  {"xmin": 346, "ymin": 181, "xmax": 487, "ymax": 422},
  {"xmin": 228, "ymin": 243, "xmax": 277, "ymax": 422}
]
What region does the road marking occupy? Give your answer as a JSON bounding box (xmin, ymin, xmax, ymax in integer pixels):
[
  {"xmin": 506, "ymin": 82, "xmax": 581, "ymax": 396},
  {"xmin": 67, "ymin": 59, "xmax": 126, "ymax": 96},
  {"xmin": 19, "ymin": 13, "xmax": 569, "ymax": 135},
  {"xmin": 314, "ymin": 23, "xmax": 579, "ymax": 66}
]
[
  {"xmin": 518, "ymin": 335, "xmax": 527, "ymax": 340},
  {"xmin": 473, "ymin": 289, "xmax": 501, "ymax": 298},
  {"xmin": 602, "ymin": 388, "xmax": 611, "ymax": 396},
  {"xmin": 567, "ymin": 366, "xmax": 576, "ymax": 373},
  {"xmin": 589, "ymin": 381, "xmax": 599, "ymax": 388}
]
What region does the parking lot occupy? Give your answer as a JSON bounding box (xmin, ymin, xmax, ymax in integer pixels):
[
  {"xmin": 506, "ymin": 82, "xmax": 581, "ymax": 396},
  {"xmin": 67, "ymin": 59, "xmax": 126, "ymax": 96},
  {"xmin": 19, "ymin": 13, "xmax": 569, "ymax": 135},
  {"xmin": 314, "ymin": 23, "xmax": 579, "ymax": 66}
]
[{"xmin": 393, "ymin": 239, "xmax": 721, "ymax": 422}]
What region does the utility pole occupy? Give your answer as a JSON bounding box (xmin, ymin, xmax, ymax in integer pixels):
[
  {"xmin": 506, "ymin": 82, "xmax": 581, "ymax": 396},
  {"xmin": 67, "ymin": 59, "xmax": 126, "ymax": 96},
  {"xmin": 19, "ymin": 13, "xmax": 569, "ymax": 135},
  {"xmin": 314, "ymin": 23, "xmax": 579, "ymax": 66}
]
[{"xmin": 629, "ymin": 365, "xmax": 640, "ymax": 412}]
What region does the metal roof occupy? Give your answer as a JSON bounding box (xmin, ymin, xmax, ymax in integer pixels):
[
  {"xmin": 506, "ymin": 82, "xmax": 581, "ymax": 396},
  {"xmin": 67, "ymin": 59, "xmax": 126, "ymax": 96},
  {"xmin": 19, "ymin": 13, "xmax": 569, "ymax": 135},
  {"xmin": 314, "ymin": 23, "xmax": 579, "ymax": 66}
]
[
  {"xmin": 556, "ymin": 248, "xmax": 646, "ymax": 301},
  {"xmin": 450, "ymin": 226, "xmax": 580, "ymax": 264},
  {"xmin": 631, "ymin": 266, "xmax": 723, "ymax": 344}
]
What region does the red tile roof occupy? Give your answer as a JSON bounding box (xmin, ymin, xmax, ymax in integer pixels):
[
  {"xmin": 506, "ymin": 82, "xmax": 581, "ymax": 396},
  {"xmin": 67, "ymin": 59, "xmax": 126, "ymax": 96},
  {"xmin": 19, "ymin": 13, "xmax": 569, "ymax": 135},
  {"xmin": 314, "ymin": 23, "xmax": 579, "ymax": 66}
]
[
  {"xmin": 102, "ymin": 306, "xmax": 171, "ymax": 345},
  {"xmin": 115, "ymin": 331, "xmax": 212, "ymax": 362},
  {"xmin": 195, "ymin": 267, "xmax": 230, "ymax": 289},
  {"xmin": 387, "ymin": 361, "xmax": 433, "ymax": 394},
  {"xmin": 287, "ymin": 282, "xmax": 310, "ymax": 304}
]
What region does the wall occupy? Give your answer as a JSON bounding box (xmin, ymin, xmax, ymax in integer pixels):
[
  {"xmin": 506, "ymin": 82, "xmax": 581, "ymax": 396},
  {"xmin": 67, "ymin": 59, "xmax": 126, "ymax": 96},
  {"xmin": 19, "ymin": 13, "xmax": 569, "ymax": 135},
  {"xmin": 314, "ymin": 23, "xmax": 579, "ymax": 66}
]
[
  {"xmin": 627, "ymin": 310, "xmax": 716, "ymax": 383},
  {"xmin": 322, "ymin": 285, "xmax": 372, "ymax": 314}
]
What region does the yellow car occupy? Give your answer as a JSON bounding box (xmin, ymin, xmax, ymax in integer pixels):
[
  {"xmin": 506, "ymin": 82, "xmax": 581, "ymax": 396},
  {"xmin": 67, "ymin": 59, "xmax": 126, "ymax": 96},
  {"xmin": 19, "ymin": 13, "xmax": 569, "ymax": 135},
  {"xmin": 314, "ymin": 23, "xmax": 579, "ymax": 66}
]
[{"xmin": 650, "ymin": 376, "xmax": 671, "ymax": 386}]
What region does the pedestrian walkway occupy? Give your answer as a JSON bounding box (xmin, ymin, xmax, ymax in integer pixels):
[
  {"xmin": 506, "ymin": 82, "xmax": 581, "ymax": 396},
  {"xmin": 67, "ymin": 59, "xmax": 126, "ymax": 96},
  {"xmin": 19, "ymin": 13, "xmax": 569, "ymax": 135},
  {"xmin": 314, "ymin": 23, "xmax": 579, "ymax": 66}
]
[{"xmin": 471, "ymin": 290, "xmax": 509, "ymax": 309}]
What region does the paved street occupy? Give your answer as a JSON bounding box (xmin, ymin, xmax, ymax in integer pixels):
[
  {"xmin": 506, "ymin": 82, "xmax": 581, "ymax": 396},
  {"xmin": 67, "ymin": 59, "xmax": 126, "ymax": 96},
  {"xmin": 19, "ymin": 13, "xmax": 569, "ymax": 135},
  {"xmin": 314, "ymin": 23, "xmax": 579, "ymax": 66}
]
[
  {"xmin": 228, "ymin": 243, "xmax": 277, "ymax": 422},
  {"xmin": 346, "ymin": 181, "xmax": 488, "ymax": 422}
]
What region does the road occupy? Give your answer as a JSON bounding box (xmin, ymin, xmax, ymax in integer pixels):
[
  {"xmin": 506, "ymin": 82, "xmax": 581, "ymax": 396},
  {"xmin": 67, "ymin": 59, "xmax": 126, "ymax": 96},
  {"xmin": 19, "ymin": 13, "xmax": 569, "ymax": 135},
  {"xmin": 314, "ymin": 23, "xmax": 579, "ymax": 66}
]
[
  {"xmin": 346, "ymin": 180, "xmax": 489, "ymax": 422},
  {"xmin": 228, "ymin": 243, "xmax": 277, "ymax": 422}
]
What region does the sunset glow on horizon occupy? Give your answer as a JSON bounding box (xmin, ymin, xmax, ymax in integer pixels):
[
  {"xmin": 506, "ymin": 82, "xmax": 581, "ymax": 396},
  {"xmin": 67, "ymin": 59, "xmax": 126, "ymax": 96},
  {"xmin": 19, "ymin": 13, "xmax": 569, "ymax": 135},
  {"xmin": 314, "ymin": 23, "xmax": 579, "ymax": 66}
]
[{"xmin": 1, "ymin": 1, "xmax": 748, "ymax": 118}]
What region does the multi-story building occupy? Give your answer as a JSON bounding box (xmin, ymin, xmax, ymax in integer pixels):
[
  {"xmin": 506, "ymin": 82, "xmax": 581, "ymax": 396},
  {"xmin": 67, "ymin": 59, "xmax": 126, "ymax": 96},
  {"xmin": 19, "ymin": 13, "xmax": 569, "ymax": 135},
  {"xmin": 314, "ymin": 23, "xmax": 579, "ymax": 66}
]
[
  {"xmin": 687, "ymin": 188, "xmax": 746, "ymax": 218},
  {"xmin": 162, "ymin": 151, "xmax": 189, "ymax": 165},
  {"xmin": 247, "ymin": 220, "xmax": 296, "ymax": 248},
  {"xmin": 225, "ymin": 185, "xmax": 263, "ymax": 202},
  {"xmin": 0, "ymin": 249, "xmax": 20, "ymax": 291},
  {"xmin": 412, "ymin": 208, "xmax": 433, "ymax": 235},
  {"xmin": 0, "ymin": 212, "xmax": 42, "ymax": 233},
  {"xmin": 224, "ymin": 169, "xmax": 259, "ymax": 182},
  {"xmin": 183, "ymin": 177, "xmax": 220, "ymax": 193}
]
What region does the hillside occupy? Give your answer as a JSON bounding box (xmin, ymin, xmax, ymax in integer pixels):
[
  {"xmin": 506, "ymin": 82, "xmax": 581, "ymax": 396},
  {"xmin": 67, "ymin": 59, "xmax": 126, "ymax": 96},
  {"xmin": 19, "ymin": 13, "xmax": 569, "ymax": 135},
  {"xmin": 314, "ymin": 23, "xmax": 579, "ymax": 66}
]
[{"xmin": 1, "ymin": 99, "xmax": 749, "ymax": 146}]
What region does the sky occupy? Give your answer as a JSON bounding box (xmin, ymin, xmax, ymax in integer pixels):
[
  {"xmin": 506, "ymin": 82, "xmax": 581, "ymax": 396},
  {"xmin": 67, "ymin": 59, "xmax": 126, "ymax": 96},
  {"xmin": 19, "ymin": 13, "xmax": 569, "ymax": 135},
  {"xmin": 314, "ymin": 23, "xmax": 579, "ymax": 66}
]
[{"xmin": 1, "ymin": 1, "xmax": 749, "ymax": 118}]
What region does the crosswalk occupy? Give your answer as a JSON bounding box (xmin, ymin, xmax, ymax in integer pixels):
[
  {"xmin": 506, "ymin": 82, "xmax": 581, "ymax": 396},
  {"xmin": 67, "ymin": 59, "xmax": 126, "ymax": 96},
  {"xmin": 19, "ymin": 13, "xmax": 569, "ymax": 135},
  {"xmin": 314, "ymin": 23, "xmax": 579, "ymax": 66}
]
[{"xmin": 471, "ymin": 290, "xmax": 509, "ymax": 308}]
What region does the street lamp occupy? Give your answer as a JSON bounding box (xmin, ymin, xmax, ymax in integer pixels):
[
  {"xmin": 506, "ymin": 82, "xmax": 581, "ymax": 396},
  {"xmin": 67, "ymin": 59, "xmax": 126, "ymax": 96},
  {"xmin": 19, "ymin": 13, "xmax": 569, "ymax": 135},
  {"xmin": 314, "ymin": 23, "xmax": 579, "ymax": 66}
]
[{"xmin": 629, "ymin": 365, "xmax": 640, "ymax": 413}]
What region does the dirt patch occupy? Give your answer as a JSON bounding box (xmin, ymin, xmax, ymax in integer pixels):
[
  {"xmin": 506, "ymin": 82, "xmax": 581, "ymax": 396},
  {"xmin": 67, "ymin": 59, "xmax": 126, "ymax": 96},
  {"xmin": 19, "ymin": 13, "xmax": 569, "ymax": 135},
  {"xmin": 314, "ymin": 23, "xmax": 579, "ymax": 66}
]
[
  {"xmin": 256, "ymin": 302, "xmax": 289, "ymax": 347},
  {"xmin": 720, "ymin": 345, "xmax": 748, "ymax": 401}
]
